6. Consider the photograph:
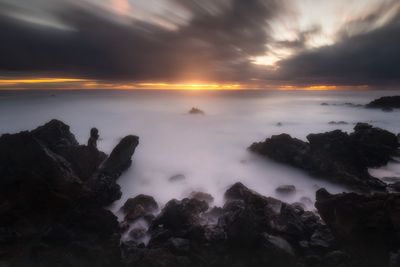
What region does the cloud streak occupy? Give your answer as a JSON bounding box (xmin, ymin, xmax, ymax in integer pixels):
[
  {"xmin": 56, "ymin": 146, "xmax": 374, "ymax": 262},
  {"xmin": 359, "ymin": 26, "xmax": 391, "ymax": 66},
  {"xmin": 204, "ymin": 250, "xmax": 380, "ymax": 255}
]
[{"xmin": 0, "ymin": 0, "xmax": 283, "ymax": 83}]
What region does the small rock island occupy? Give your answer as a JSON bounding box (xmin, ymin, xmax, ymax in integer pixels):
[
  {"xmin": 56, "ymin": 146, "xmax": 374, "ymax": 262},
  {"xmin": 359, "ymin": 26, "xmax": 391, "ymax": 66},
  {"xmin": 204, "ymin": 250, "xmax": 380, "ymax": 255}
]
[{"xmin": 188, "ymin": 107, "xmax": 205, "ymax": 115}]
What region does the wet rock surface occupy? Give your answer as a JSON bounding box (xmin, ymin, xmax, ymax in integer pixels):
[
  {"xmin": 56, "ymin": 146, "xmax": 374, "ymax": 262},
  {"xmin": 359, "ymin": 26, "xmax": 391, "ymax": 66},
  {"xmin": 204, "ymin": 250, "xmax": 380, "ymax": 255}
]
[{"xmin": 250, "ymin": 123, "xmax": 399, "ymax": 191}]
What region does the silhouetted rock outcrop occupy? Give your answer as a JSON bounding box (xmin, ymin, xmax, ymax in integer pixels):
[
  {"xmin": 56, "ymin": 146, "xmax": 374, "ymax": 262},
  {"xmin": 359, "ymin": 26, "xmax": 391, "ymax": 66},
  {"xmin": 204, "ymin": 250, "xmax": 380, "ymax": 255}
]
[
  {"xmin": 366, "ymin": 96, "xmax": 400, "ymax": 111},
  {"xmin": 87, "ymin": 135, "xmax": 139, "ymax": 206},
  {"xmin": 250, "ymin": 123, "xmax": 399, "ymax": 191},
  {"xmin": 0, "ymin": 120, "xmax": 138, "ymax": 267}
]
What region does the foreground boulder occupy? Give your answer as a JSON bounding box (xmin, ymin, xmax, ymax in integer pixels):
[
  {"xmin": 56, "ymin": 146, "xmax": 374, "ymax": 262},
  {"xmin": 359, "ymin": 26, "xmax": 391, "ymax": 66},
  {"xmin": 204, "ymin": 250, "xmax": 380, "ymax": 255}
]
[
  {"xmin": 366, "ymin": 96, "xmax": 400, "ymax": 111},
  {"xmin": 0, "ymin": 120, "xmax": 139, "ymax": 267},
  {"xmin": 250, "ymin": 123, "xmax": 399, "ymax": 191},
  {"xmin": 315, "ymin": 188, "xmax": 400, "ymax": 267}
]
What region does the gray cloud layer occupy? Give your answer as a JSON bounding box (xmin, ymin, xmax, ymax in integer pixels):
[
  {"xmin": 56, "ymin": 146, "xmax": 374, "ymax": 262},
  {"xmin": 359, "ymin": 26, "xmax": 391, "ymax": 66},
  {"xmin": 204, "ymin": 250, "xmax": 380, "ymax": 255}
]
[
  {"xmin": 0, "ymin": 0, "xmax": 282, "ymax": 82},
  {"xmin": 0, "ymin": 0, "xmax": 399, "ymax": 87}
]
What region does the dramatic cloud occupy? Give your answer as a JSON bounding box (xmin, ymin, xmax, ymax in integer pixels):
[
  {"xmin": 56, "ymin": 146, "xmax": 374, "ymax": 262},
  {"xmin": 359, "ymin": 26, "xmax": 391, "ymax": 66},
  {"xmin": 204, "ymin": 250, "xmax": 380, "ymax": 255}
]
[
  {"xmin": 0, "ymin": 0, "xmax": 284, "ymax": 82},
  {"xmin": 271, "ymin": 1, "xmax": 400, "ymax": 86},
  {"xmin": 0, "ymin": 0, "xmax": 399, "ymax": 88}
]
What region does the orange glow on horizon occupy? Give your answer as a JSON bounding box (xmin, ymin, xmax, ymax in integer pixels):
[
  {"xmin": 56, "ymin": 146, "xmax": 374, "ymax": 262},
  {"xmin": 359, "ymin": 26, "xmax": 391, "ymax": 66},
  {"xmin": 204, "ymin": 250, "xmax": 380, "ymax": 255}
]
[
  {"xmin": 0, "ymin": 77, "xmax": 368, "ymax": 91},
  {"xmin": 136, "ymin": 83, "xmax": 242, "ymax": 90},
  {"xmin": 0, "ymin": 78, "xmax": 87, "ymax": 84},
  {"xmin": 278, "ymin": 85, "xmax": 368, "ymax": 91}
]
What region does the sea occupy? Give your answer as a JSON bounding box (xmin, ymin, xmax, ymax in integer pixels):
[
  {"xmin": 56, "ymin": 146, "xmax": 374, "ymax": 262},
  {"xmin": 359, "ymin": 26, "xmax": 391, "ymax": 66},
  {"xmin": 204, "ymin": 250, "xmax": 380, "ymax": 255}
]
[{"xmin": 1, "ymin": 89, "xmax": 399, "ymax": 211}]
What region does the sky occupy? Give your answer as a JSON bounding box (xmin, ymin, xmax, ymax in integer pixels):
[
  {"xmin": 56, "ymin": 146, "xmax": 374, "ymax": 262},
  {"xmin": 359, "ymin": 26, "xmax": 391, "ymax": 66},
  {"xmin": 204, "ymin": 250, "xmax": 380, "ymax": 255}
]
[{"xmin": 0, "ymin": 0, "xmax": 399, "ymax": 90}]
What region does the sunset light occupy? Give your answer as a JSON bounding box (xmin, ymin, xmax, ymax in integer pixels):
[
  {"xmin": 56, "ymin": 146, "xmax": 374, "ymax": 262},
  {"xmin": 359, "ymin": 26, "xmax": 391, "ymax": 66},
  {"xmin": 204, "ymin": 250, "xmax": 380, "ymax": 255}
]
[
  {"xmin": 0, "ymin": 78, "xmax": 87, "ymax": 84},
  {"xmin": 1, "ymin": 0, "xmax": 400, "ymax": 266},
  {"xmin": 137, "ymin": 83, "xmax": 242, "ymax": 90}
]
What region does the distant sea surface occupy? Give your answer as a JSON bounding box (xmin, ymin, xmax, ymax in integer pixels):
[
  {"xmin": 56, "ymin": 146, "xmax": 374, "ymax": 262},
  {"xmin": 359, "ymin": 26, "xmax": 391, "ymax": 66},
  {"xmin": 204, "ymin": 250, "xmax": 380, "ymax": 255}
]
[{"xmin": 1, "ymin": 89, "xmax": 399, "ymax": 210}]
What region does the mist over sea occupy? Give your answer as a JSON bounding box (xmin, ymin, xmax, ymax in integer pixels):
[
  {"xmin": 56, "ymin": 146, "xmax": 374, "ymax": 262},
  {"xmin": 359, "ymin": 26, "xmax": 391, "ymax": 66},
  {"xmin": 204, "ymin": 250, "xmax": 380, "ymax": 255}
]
[{"xmin": 1, "ymin": 89, "xmax": 399, "ymax": 210}]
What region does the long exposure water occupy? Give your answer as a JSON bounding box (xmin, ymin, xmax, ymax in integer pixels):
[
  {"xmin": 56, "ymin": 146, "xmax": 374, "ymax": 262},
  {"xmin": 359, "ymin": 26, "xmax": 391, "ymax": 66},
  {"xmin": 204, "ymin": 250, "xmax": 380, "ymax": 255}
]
[{"xmin": 1, "ymin": 89, "xmax": 399, "ymax": 211}]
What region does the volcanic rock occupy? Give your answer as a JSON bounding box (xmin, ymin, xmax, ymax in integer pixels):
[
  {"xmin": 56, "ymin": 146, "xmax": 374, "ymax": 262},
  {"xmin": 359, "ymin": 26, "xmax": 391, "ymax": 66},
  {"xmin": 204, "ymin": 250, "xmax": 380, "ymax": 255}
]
[{"xmin": 250, "ymin": 123, "xmax": 399, "ymax": 191}]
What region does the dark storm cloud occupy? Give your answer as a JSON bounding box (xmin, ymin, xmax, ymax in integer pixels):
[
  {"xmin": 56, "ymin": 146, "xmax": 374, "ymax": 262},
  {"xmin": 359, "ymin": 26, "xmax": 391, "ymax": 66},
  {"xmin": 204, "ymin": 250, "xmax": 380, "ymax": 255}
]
[
  {"xmin": 0, "ymin": 0, "xmax": 283, "ymax": 82},
  {"xmin": 271, "ymin": 4, "xmax": 400, "ymax": 86}
]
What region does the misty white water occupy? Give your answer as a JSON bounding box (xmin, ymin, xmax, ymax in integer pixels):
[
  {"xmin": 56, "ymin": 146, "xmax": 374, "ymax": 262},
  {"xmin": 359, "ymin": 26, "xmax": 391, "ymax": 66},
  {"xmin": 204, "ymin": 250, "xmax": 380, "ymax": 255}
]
[{"xmin": 1, "ymin": 90, "xmax": 399, "ymax": 211}]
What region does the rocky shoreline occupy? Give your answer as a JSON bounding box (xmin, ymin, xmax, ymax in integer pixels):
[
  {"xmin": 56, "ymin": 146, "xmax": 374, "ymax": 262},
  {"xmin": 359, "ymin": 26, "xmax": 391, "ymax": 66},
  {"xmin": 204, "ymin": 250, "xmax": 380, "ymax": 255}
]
[
  {"xmin": 1, "ymin": 120, "xmax": 400, "ymax": 267},
  {"xmin": 250, "ymin": 123, "xmax": 399, "ymax": 192}
]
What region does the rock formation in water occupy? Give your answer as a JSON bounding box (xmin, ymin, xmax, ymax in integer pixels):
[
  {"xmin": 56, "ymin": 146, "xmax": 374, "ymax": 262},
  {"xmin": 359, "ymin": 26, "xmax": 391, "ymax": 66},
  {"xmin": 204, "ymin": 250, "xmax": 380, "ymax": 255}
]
[
  {"xmin": 188, "ymin": 107, "xmax": 205, "ymax": 115},
  {"xmin": 366, "ymin": 96, "xmax": 400, "ymax": 111},
  {"xmin": 328, "ymin": 121, "xmax": 348, "ymax": 125},
  {"xmin": 249, "ymin": 123, "xmax": 399, "ymax": 191}
]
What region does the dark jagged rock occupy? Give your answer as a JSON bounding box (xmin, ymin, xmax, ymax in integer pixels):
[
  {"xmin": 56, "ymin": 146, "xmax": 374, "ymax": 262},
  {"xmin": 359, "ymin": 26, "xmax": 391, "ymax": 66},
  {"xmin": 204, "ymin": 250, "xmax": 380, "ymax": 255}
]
[
  {"xmin": 250, "ymin": 123, "xmax": 399, "ymax": 191},
  {"xmin": 328, "ymin": 121, "xmax": 348, "ymax": 125},
  {"xmin": 0, "ymin": 131, "xmax": 82, "ymax": 199},
  {"xmin": 31, "ymin": 119, "xmax": 79, "ymax": 151},
  {"xmin": 129, "ymin": 227, "xmax": 147, "ymax": 240},
  {"xmin": 0, "ymin": 120, "xmax": 138, "ymax": 267},
  {"xmin": 366, "ymin": 96, "xmax": 400, "ymax": 110},
  {"xmin": 100, "ymin": 135, "xmax": 139, "ymax": 179},
  {"xmin": 276, "ymin": 185, "xmax": 296, "ymax": 195},
  {"xmin": 88, "ymin": 135, "xmax": 139, "ymax": 206},
  {"xmin": 189, "ymin": 191, "xmax": 214, "ymax": 204},
  {"xmin": 315, "ymin": 188, "xmax": 400, "ymax": 267},
  {"xmin": 57, "ymin": 145, "xmax": 107, "ymax": 181},
  {"xmin": 151, "ymin": 198, "xmax": 209, "ymax": 234},
  {"xmin": 32, "ymin": 119, "xmax": 107, "ymax": 181},
  {"xmin": 121, "ymin": 195, "xmax": 158, "ymax": 223},
  {"xmin": 224, "ymin": 182, "xmax": 282, "ymax": 213}
]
